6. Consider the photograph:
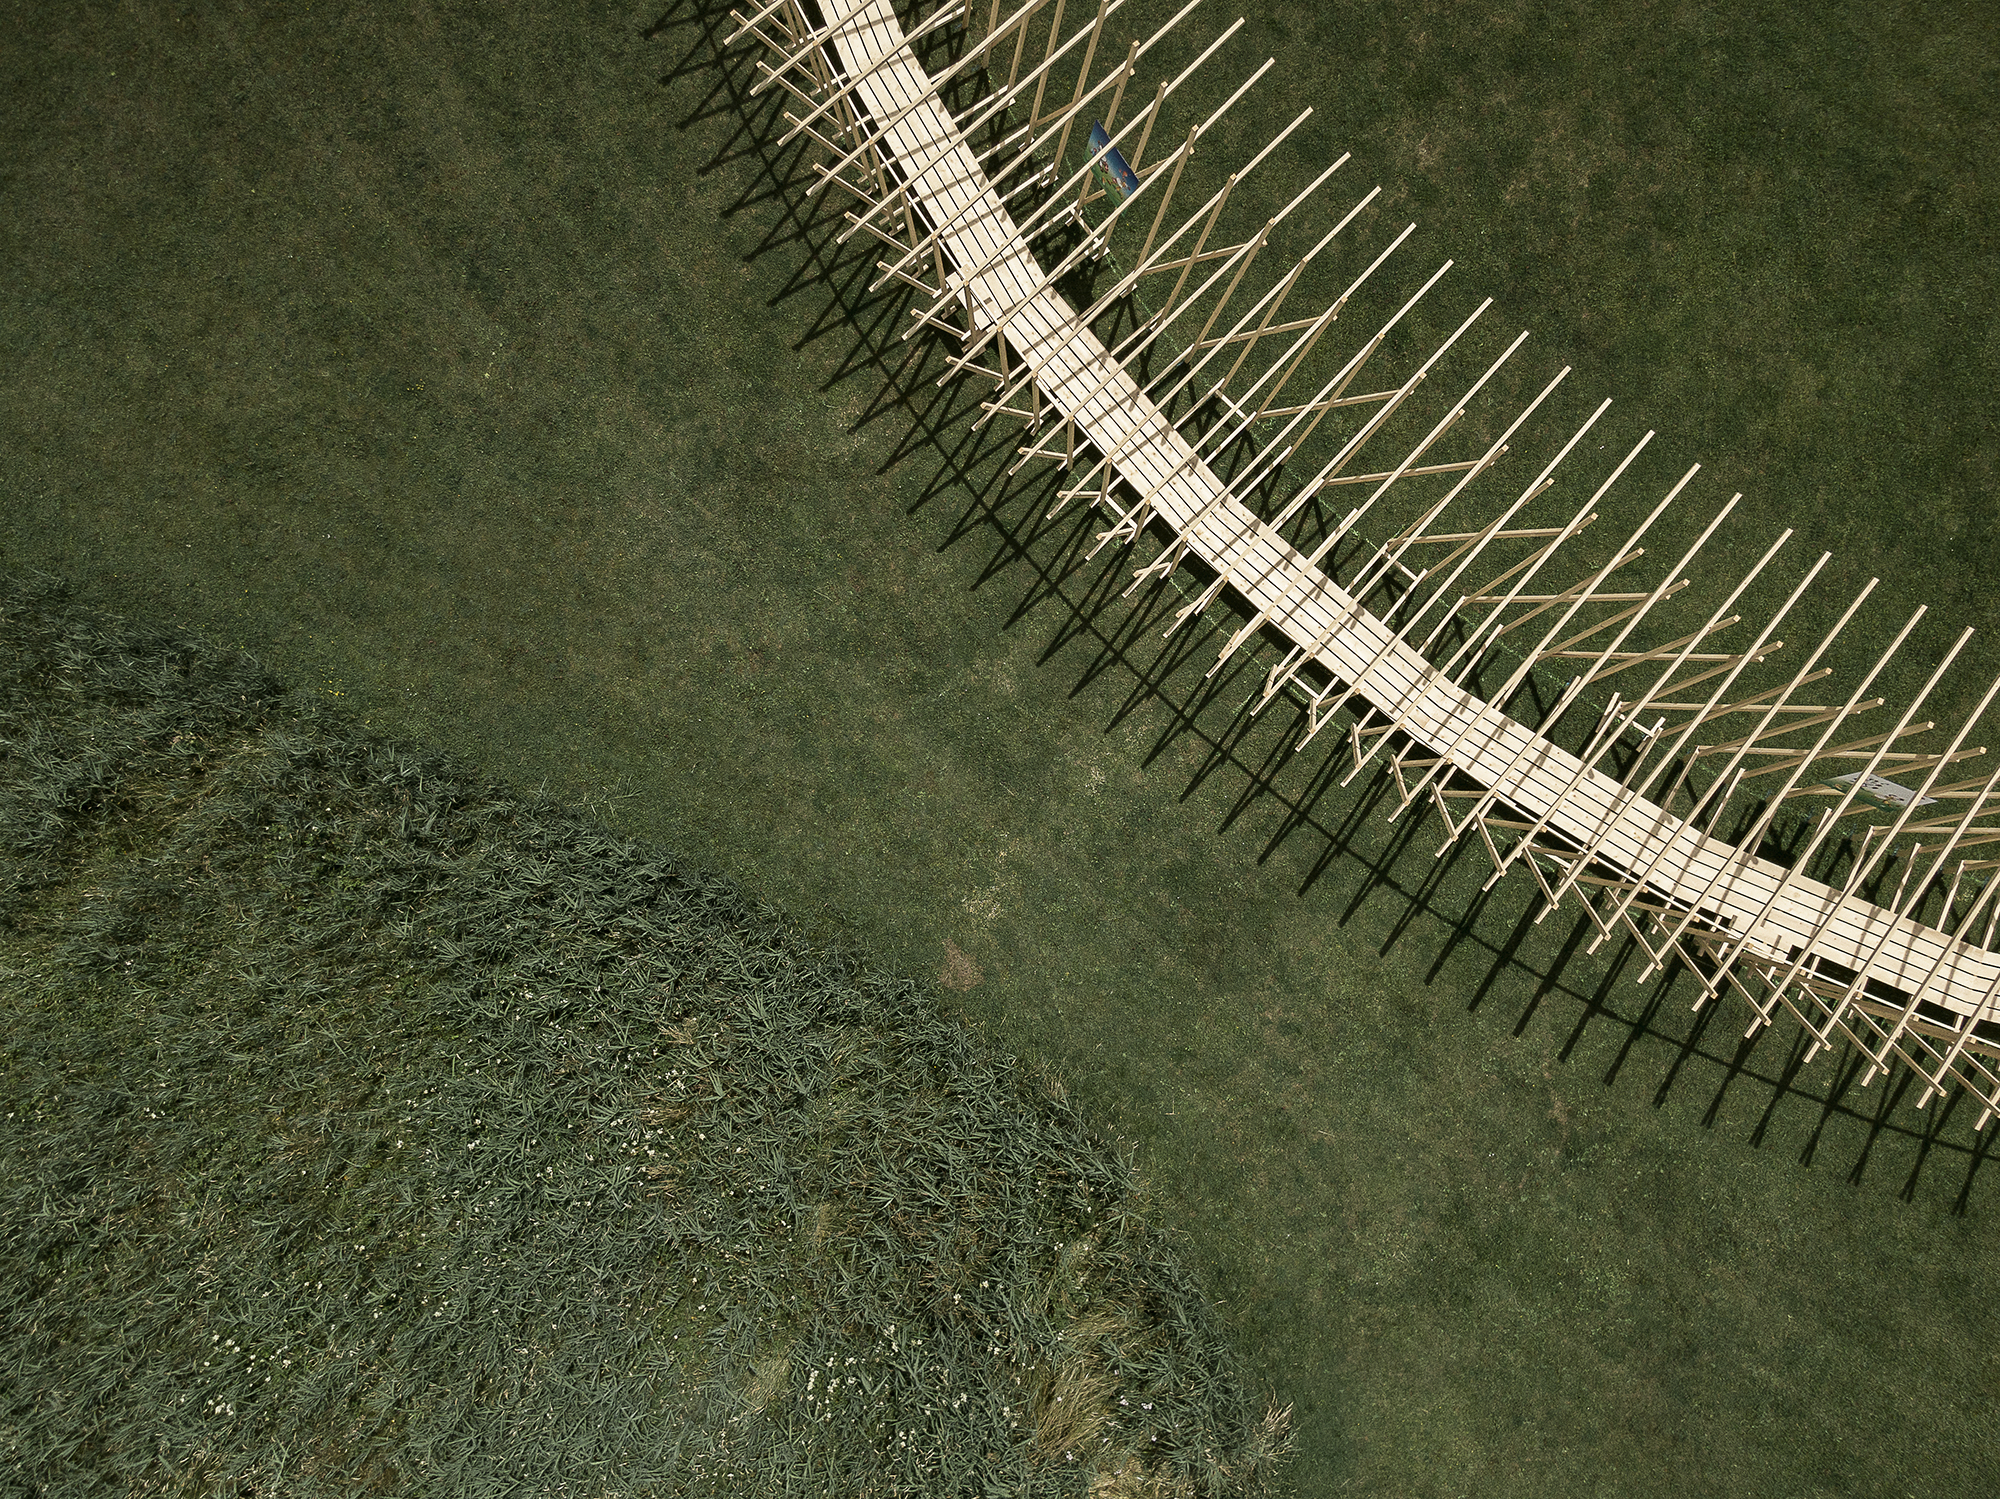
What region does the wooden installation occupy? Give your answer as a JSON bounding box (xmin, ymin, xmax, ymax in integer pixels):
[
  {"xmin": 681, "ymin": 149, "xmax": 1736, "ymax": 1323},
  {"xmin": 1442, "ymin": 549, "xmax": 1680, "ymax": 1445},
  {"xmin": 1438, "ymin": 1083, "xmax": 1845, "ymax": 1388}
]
[{"xmin": 723, "ymin": 0, "xmax": 2000, "ymax": 1132}]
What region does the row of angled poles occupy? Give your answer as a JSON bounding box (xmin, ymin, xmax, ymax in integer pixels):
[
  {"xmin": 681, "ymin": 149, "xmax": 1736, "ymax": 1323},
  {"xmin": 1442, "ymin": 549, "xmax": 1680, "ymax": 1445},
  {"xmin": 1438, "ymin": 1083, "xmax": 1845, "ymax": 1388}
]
[{"xmin": 721, "ymin": 0, "xmax": 2000, "ymax": 1131}]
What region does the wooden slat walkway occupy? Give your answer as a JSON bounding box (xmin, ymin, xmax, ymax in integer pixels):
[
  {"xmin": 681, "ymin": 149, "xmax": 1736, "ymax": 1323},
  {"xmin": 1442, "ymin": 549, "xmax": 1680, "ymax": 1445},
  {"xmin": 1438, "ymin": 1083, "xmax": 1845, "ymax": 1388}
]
[{"xmin": 817, "ymin": 0, "xmax": 2000, "ymax": 1034}]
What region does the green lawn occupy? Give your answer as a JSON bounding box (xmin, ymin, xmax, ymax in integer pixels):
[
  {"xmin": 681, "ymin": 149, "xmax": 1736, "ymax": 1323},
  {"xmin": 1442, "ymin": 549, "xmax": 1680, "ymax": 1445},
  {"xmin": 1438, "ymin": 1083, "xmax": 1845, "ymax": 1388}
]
[
  {"xmin": 3, "ymin": 0, "xmax": 1997, "ymax": 1494},
  {"xmin": 3, "ymin": 574, "xmax": 1293, "ymax": 1495}
]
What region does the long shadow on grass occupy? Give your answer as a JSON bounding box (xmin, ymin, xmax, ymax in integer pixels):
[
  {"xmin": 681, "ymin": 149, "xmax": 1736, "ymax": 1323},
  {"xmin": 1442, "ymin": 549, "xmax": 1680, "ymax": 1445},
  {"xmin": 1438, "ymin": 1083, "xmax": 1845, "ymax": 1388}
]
[
  {"xmin": 656, "ymin": 0, "xmax": 1995, "ymax": 1210},
  {"xmin": 958, "ymin": 493, "xmax": 1998, "ymax": 1206}
]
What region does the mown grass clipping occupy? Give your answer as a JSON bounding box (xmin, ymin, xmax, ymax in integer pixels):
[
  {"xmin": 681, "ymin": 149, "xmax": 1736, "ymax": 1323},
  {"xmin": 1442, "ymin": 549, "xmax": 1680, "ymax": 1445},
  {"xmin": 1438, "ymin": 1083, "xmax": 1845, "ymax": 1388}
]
[{"xmin": 0, "ymin": 570, "xmax": 1294, "ymax": 1498}]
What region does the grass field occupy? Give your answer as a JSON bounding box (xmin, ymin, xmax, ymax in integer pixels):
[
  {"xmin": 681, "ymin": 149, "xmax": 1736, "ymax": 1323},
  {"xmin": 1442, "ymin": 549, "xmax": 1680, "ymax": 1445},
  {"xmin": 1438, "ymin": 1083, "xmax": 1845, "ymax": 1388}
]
[
  {"xmin": 3, "ymin": 0, "xmax": 1998, "ymax": 1494},
  {"xmin": 2, "ymin": 574, "xmax": 1292, "ymax": 1495}
]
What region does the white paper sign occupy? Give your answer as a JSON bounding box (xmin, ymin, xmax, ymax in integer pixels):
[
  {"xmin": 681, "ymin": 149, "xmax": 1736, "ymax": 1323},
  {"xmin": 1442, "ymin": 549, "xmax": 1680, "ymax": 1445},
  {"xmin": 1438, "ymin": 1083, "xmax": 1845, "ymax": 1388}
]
[{"xmin": 1827, "ymin": 772, "xmax": 1937, "ymax": 810}]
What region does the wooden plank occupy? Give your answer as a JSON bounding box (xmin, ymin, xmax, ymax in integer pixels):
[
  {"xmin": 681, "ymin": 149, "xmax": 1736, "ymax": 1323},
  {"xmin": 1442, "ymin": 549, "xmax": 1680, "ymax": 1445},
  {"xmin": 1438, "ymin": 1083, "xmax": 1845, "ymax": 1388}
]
[{"xmin": 791, "ymin": 0, "xmax": 2000, "ymax": 1054}]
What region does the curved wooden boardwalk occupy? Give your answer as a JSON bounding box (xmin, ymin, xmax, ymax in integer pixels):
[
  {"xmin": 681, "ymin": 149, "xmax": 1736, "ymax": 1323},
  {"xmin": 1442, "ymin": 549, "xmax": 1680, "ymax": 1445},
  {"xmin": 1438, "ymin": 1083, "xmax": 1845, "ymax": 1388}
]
[{"xmin": 729, "ymin": 0, "xmax": 2000, "ymax": 1129}]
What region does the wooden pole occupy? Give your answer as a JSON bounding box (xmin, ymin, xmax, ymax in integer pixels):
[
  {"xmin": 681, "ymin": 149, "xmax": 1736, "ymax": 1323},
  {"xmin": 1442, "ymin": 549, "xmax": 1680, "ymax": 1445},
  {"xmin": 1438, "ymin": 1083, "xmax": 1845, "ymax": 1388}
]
[
  {"xmin": 812, "ymin": 0, "xmax": 1091, "ymax": 197},
  {"xmin": 925, "ymin": 15, "xmax": 1249, "ymax": 352},
  {"xmin": 1022, "ymin": 0, "xmax": 1070, "ymax": 142},
  {"xmin": 1296, "ymin": 327, "xmax": 1531, "ymax": 614},
  {"xmin": 1076, "ymin": 40, "xmax": 1141, "ymax": 209},
  {"xmin": 844, "ymin": 0, "xmax": 1203, "ymax": 253},
  {"xmin": 726, "ymin": 0, "xmax": 805, "ymax": 48},
  {"xmin": 1156, "ymin": 259, "xmax": 1455, "ymax": 656},
  {"xmin": 1389, "ymin": 437, "xmax": 1672, "ymax": 816},
  {"xmin": 1475, "ymin": 498, "xmax": 1765, "ymax": 892},
  {"xmin": 1054, "ymin": 185, "xmax": 1376, "ymax": 521},
  {"xmin": 1648, "ymin": 591, "xmax": 1914, "ymax": 986},
  {"xmin": 750, "ymin": 2, "xmax": 878, "ymax": 95},
  {"xmin": 1203, "ymin": 292, "xmax": 1487, "ymax": 681},
  {"xmin": 1256, "ymin": 353, "xmax": 1561, "ymax": 715},
  {"xmin": 1583, "ymin": 554, "xmax": 1835, "ymax": 949},
  {"xmin": 942, "ymin": 125, "xmax": 1201, "ymax": 376},
  {"xmin": 1772, "ymin": 663, "xmax": 2000, "ymax": 1032},
  {"xmin": 1254, "ymin": 262, "xmax": 1460, "ymax": 537},
  {"xmin": 1848, "ymin": 868, "xmax": 2000, "ymax": 1087},
  {"xmin": 975, "ymin": 106, "xmax": 1316, "ymax": 423},
  {"xmin": 782, "ymin": 1, "xmax": 975, "ymax": 144},
  {"xmin": 1525, "ymin": 472, "xmax": 1718, "ymax": 687},
  {"xmin": 1430, "ymin": 433, "xmax": 1653, "ymax": 689},
  {"xmin": 1049, "ymin": 0, "xmax": 1114, "ymax": 169}
]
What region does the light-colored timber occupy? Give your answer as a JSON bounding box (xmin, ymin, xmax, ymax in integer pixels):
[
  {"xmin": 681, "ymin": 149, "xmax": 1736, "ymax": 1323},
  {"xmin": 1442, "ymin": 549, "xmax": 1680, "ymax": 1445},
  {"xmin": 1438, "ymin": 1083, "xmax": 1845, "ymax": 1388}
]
[{"xmin": 727, "ymin": 0, "xmax": 2000, "ymax": 1129}]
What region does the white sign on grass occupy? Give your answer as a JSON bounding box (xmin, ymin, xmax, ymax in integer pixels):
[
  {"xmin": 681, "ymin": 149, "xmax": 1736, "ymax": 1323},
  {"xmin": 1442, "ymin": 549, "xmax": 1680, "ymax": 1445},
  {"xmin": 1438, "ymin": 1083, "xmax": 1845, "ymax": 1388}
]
[{"xmin": 1827, "ymin": 771, "xmax": 1938, "ymax": 810}]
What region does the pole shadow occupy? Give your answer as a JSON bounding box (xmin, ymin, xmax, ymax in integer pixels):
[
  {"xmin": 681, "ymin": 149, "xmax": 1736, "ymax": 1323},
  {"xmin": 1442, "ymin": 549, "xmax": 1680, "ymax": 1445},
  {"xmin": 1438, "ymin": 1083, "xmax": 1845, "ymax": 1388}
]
[{"xmin": 657, "ymin": 0, "xmax": 1995, "ymax": 1213}]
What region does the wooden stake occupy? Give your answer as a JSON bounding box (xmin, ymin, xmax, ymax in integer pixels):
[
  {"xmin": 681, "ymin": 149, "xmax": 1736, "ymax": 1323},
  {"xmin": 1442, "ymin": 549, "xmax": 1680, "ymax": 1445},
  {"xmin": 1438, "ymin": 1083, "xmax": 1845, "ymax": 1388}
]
[
  {"xmin": 928, "ymin": 16, "xmax": 1250, "ymax": 353},
  {"xmin": 885, "ymin": 0, "xmax": 1218, "ymax": 281},
  {"xmin": 1022, "ymin": 0, "xmax": 1070, "ymax": 144},
  {"xmin": 1047, "ymin": 0, "xmax": 1112, "ymax": 167},
  {"xmin": 1646, "ymin": 591, "xmax": 1912, "ymax": 984},
  {"xmin": 726, "ymin": 0, "xmax": 806, "ymax": 48},
  {"xmin": 1583, "ymin": 554, "xmax": 1836, "ymax": 948},
  {"xmin": 750, "ymin": 2, "xmax": 882, "ymax": 95},
  {"xmin": 1773, "ymin": 664, "xmax": 2000, "ymax": 1035},
  {"xmin": 1264, "ymin": 363, "xmax": 1575, "ymax": 722},
  {"xmin": 1389, "ymin": 440, "xmax": 1680, "ymax": 817},
  {"xmin": 975, "ymin": 105, "xmax": 1317, "ymax": 426},
  {"xmin": 780, "ymin": 0, "xmax": 973, "ymax": 144},
  {"xmin": 812, "ymin": 0, "xmax": 1089, "ymax": 197},
  {"xmin": 842, "ymin": 0, "xmax": 1186, "ymax": 256},
  {"xmin": 1050, "ymin": 196, "xmax": 1375, "ymax": 518},
  {"xmin": 1497, "ymin": 520, "xmax": 1793, "ymax": 898}
]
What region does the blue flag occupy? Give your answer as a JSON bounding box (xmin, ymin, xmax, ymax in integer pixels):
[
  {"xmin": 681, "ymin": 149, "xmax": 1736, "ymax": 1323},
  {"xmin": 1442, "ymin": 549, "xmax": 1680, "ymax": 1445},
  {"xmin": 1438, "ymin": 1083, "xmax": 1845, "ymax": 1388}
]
[{"xmin": 1086, "ymin": 120, "xmax": 1141, "ymax": 202}]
